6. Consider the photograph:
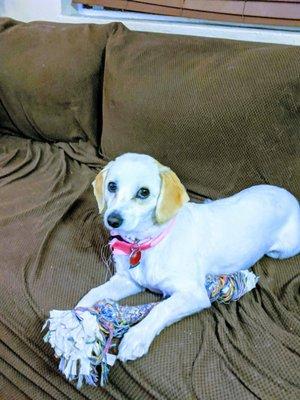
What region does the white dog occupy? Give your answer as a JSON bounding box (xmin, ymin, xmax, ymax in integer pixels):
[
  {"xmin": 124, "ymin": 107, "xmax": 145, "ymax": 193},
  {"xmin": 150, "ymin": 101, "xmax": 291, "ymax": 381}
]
[{"xmin": 77, "ymin": 153, "xmax": 300, "ymax": 362}]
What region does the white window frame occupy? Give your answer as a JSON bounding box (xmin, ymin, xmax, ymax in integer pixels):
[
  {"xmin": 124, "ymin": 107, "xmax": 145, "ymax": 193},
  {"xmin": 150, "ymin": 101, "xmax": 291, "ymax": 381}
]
[{"xmin": 0, "ymin": 0, "xmax": 299, "ymax": 46}]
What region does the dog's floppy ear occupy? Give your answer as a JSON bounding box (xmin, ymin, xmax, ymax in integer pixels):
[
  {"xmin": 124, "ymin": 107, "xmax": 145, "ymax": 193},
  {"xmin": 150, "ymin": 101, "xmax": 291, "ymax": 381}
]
[
  {"xmin": 155, "ymin": 163, "xmax": 190, "ymax": 224},
  {"xmin": 92, "ymin": 164, "xmax": 110, "ymax": 214}
]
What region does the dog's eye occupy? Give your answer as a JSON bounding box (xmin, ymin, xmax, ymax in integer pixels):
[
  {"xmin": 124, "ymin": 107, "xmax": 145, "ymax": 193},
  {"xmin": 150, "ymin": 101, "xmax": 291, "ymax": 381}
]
[
  {"xmin": 136, "ymin": 187, "xmax": 150, "ymax": 199},
  {"xmin": 108, "ymin": 181, "xmax": 117, "ymax": 193}
]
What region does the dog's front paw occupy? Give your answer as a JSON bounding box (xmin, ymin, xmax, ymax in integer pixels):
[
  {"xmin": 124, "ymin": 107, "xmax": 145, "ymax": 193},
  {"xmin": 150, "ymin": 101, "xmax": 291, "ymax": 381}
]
[{"xmin": 117, "ymin": 326, "xmax": 153, "ymax": 362}]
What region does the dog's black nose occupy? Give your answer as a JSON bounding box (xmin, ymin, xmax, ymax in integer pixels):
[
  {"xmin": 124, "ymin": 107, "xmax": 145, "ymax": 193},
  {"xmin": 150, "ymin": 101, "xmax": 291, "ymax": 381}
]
[{"xmin": 107, "ymin": 212, "xmax": 123, "ymax": 228}]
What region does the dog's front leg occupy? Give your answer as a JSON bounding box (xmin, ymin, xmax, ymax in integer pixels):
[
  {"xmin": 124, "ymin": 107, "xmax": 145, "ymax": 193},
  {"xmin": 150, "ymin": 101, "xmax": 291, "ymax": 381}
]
[
  {"xmin": 118, "ymin": 288, "xmax": 210, "ymax": 362},
  {"xmin": 75, "ymin": 273, "xmax": 143, "ymax": 308}
]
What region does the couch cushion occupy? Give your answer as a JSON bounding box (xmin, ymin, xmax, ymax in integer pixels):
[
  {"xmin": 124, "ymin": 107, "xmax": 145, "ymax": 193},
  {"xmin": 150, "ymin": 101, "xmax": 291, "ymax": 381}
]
[
  {"xmin": 0, "ymin": 18, "xmax": 119, "ymax": 145},
  {"xmin": 101, "ymin": 28, "xmax": 300, "ymax": 199}
]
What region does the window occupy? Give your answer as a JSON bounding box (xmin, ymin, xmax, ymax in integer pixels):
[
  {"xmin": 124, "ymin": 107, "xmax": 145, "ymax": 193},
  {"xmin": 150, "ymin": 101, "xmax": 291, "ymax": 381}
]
[{"xmin": 72, "ymin": 1, "xmax": 300, "ymax": 28}]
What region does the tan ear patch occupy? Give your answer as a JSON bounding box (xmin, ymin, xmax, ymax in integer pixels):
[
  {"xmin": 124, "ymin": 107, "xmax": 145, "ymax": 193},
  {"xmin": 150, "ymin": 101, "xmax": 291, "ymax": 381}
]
[
  {"xmin": 156, "ymin": 166, "xmax": 189, "ymax": 224},
  {"xmin": 92, "ymin": 168, "xmax": 108, "ymax": 214}
]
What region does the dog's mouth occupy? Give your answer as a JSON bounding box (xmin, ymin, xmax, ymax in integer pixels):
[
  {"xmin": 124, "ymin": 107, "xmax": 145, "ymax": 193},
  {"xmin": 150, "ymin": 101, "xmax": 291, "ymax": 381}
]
[
  {"xmin": 109, "ymin": 230, "xmax": 139, "ymax": 243},
  {"xmin": 108, "ymin": 234, "xmax": 134, "ymax": 244}
]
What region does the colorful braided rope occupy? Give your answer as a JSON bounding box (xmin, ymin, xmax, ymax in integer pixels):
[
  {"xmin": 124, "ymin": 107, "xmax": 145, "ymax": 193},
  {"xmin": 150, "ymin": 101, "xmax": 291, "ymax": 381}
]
[{"xmin": 43, "ymin": 269, "xmax": 258, "ymax": 388}]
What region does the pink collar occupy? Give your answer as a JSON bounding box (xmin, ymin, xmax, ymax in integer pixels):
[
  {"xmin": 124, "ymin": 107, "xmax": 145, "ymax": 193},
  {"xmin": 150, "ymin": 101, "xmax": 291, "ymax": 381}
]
[{"xmin": 109, "ymin": 218, "xmax": 176, "ymax": 268}]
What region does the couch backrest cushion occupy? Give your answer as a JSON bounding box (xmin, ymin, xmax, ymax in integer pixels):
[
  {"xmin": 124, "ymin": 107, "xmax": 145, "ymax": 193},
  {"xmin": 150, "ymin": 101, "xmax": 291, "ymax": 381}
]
[
  {"xmin": 0, "ymin": 18, "xmax": 118, "ymax": 145},
  {"xmin": 101, "ymin": 28, "xmax": 300, "ymax": 198}
]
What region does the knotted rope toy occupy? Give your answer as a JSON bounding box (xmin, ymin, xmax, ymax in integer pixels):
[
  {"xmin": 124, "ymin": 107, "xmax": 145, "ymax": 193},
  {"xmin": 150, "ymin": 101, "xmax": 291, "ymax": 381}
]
[{"xmin": 43, "ymin": 270, "xmax": 258, "ymax": 389}]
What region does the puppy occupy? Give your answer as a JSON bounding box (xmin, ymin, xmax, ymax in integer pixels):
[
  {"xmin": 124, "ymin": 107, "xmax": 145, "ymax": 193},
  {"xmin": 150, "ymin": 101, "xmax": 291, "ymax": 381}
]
[{"xmin": 77, "ymin": 153, "xmax": 300, "ymax": 362}]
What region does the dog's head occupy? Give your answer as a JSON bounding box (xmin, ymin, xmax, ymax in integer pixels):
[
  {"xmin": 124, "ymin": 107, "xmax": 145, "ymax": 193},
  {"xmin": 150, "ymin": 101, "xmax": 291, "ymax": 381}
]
[{"xmin": 92, "ymin": 153, "xmax": 189, "ymax": 235}]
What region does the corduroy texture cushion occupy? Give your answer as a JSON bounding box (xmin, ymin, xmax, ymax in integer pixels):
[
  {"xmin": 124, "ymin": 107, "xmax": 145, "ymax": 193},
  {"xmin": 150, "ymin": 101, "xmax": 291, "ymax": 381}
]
[
  {"xmin": 0, "ymin": 18, "xmax": 118, "ymax": 145},
  {"xmin": 102, "ymin": 27, "xmax": 300, "ymax": 199},
  {"xmin": 1, "ymin": 20, "xmax": 300, "ymax": 400}
]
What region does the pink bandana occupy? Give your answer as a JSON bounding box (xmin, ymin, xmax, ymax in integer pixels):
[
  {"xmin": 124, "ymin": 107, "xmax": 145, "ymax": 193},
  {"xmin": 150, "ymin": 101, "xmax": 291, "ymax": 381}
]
[{"xmin": 109, "ymin": 218, "xmax": 176, "ymax": 268}]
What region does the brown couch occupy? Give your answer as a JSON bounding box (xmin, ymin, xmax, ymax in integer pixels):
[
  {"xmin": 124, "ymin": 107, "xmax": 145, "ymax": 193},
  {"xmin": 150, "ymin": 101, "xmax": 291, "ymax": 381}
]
[{"xmin": 0, "ymin": 17, "xmax": 299, "ymax": 400}]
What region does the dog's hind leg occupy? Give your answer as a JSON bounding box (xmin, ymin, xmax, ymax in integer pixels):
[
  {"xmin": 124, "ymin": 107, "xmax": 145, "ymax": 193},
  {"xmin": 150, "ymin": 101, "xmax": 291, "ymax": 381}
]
[{"xmin": 267, "ymin": 205, "xmax": 300, "ymax": 260}]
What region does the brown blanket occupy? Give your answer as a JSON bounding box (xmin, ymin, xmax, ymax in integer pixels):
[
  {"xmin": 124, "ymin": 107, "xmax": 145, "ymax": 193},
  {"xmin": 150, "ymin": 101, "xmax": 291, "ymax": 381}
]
[{"xmin": 0, "ymin": 18, "xmax": 300, "ymax": 400}]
